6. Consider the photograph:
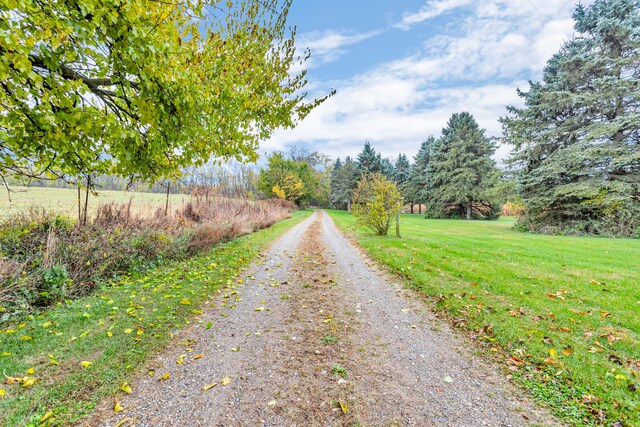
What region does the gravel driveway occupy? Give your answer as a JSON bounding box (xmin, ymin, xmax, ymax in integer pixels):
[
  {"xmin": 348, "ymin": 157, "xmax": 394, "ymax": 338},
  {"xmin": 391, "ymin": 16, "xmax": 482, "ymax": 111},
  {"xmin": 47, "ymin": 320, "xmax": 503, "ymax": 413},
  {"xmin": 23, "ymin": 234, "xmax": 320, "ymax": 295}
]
[{"xmin": 94, "ymin": 211, "xmax": 559, "ymax": 426}]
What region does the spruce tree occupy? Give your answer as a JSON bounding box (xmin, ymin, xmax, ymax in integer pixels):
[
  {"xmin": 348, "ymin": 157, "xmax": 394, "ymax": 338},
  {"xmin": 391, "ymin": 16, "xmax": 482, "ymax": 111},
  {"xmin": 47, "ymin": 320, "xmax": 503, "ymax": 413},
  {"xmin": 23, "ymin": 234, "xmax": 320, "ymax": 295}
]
[
  {"xmin": 331, "ymin": 156, "xmax": 358, "ymax": 211},
  {"xmin": 381, "ymin": 158, "xmax": 396, "ymax": 180},
  {"xmin": 408, "ymin": 137, "xmax": 437, "ymax": 214},
  {"xmin": 501, "ymin": 0, "xmax": 640, "ymax": 236},
  {"xmin": 356, "ymin": 142, "xmax": 382, "ymax": 176},
  {"xmin": 427, "ymin": 112, "xmax": 499, "ymax": 220},
  {"xmin": 329, "ymin": 158, "xmax": 342, "ymax": 209},
  {"xmin": 394, "ymin": 153, "xmax": 412, "ymax": 211}
]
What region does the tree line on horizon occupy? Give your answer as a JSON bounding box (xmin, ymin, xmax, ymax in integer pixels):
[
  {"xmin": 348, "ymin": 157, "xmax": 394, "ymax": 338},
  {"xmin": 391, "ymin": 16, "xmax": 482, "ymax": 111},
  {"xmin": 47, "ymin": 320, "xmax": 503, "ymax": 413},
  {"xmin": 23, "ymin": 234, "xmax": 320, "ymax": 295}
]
[{"xmin": 330, "ymin": 0, "xmax": 639, "ymax": 238}]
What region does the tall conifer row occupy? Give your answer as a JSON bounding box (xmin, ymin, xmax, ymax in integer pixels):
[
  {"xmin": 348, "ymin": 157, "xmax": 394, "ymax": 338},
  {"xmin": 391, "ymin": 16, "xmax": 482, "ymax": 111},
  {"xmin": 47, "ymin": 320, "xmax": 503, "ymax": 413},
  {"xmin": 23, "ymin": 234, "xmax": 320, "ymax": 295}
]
[{"xmin": 501, "ymin": 0, "xmax": 640, "ymax": 237}]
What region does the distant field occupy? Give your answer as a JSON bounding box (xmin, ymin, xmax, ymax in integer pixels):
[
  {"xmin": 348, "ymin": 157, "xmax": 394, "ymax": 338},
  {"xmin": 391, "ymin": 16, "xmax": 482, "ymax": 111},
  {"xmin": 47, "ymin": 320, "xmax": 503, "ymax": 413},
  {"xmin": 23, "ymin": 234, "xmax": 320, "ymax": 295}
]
[
  {"xmin": 0, "ymin": 186, "xmax": 189, "ymax": 218},
  {"xmin": 329, "ymin": 210, "xmax": 640, "ymax": 426}
]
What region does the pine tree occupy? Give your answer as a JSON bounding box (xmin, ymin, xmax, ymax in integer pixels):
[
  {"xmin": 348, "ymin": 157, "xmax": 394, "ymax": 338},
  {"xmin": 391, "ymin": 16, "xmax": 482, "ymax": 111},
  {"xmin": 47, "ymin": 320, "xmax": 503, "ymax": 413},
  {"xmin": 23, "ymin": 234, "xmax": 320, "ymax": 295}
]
[
  {"xmin": 381, "ymin": 158, "xmax": 396, "ymax": 180},
  {"xmin": 394, "ymin": 154, "xmax": 411, "ymax": 186},
  {"xmin": 329, "ymin": 157, "xmax": 342, "ymax": 208},
  {"xmin": 427, "ymin": 112, "xmax": 499, "ymax": 220},
  {"xmin": 356, "ymin": 142, "xmax": 382, "ymax": 176},
  {"xmin": 331, "ymin": 156, "xmax": 358, "ymax": 211},
  {"xmin": 408, "ymin": 137, "xmax": 437, "ymax": 214},
  {"xmin": 394, "ymin": 153, "xmax": 411, "ymax": 211},
  {"xmin": 501, "ymin": 0, "xmax": 640, "ymax": 237}
]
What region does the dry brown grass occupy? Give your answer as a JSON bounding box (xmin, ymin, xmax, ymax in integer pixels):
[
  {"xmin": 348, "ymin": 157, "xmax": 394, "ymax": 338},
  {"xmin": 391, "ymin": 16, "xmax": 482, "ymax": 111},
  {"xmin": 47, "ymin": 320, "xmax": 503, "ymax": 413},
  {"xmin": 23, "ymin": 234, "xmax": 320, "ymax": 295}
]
[{"xmin": 0, "ymin": 197, "xmax": 295, "ymax": 315}]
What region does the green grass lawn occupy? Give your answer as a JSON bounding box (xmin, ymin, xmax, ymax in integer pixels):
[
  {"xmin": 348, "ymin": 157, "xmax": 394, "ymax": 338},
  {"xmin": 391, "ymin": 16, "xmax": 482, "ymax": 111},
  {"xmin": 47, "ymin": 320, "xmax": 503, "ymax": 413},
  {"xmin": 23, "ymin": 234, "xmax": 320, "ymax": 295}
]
[
  {"xmin": 0, "ymin": 210, "xmax": 311, "ymax": 426},
  {"xmin": 0, "ymin": 186, "xmax": 178, "ymax": 218},
  {"xmin": 329, "ymin": 210, "xmax": 640, "ymax": 427}
]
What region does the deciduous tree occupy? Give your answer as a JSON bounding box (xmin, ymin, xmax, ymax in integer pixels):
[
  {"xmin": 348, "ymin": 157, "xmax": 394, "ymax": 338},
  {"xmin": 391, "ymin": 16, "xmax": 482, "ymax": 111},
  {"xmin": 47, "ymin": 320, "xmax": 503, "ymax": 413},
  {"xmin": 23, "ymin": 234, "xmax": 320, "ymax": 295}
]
[{"xmin": 0, "ymin": 0, "xmax": 329, "ymax": 189}]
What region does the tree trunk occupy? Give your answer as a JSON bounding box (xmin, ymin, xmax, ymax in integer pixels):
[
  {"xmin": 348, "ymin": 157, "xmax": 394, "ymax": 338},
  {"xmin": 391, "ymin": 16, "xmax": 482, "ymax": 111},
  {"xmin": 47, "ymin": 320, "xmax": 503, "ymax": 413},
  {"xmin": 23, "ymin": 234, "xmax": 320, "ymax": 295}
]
[
  {"xmin": 410, "ymin": 204, "xmax": 414, "ymax": 214},
  {"xmin": 418, "ymin": 204, "xmax": 422, "ymax": 214},
  {"xmin": 466, "ymin": 200, "xmax": 472, "ymax": 220},
  {"xmin": 83, "ymin": 176, "xmax": 90, "ymax": 226},
  {"xmin": 347, "ymin": 200, "xmax": 351, "ymax": 213},
  {"xmin": 77, "ymin": 185, "xmax": 81, "ymax": 224},
  {"xmin": 165, "ymin": 181, "xmax": 171, "ymax": 216}
]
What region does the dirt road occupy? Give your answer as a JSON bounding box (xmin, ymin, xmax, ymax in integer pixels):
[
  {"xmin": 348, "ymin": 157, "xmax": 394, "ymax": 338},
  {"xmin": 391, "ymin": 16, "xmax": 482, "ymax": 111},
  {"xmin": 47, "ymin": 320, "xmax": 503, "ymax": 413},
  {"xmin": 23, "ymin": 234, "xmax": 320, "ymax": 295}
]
[{"xmin": 96, "ymin": 211, "xmax": 558, "ymax": 426}]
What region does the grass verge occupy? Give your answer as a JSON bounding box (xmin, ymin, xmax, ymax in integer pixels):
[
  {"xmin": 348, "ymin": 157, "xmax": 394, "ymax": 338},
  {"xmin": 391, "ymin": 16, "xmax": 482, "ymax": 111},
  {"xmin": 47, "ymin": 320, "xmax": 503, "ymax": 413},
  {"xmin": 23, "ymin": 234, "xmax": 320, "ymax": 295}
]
[
  {"xmin": 0, "ymin": 210, "xmax": 311, "ymax": 426},
  {"xmin": 328, "ymin": 210, "xmax": 640, "ymax": 427}
]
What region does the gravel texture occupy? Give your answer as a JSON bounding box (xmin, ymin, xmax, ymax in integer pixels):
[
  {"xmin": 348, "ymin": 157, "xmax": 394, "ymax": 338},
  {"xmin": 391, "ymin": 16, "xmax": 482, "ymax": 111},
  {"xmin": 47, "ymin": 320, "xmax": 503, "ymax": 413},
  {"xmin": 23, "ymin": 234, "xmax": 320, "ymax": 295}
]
[{"xmin": 93, "ymin": 211, "xmax": 560, "ymax": 426}]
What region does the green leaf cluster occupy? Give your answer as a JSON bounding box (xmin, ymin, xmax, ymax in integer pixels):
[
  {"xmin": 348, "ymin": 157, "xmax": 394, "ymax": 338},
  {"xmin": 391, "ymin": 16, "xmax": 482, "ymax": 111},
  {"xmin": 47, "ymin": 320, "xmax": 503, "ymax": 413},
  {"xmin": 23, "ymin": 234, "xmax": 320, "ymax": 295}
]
[{"xmin": 0, "ymin": 0, "xmax": 328, "ymax": 186}]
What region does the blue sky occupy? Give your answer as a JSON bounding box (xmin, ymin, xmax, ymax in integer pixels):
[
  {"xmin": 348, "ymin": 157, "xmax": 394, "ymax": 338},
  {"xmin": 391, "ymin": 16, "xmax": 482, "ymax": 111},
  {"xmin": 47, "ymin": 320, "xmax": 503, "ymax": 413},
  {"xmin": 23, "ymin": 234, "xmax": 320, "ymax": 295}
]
[{"xmin": 263, "ymin": 0, "xmax": 586, "ymax": 162}]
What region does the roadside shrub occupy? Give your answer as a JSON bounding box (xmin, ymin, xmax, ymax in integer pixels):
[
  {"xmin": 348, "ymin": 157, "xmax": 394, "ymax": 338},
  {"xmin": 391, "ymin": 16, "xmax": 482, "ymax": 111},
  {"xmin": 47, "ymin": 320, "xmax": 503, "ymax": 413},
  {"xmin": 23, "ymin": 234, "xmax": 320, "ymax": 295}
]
[
  {"xmin": 0, "ymin": 197, "xmax": 293, "ymax": 318},
  {"xmin": 351, "ymin": 173, "xmax": 403, "ymax": 236}
]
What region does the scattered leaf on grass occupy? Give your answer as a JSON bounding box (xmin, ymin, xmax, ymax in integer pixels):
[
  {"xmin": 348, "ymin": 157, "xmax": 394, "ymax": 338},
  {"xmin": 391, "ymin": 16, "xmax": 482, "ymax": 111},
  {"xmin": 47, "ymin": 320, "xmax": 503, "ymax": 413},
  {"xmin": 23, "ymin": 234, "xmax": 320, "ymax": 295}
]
[
  {"xmin": 339, "ymin": 401, "xmax": 348, "ymax": 414},
  {"xmin": 26, "ymin": 367, "xmax": 34, "ymax": 375},
  {"xmin": 160, "ymin": 374, "xmax": 170, "ymax": 380},
  {"xmin": 194, "ymin": 354, "xmax": 204, "ymax": 359},
  {"xmin": 114, "ymin": 401, "xmax": 123, "ymax": 413},
  {"xmin": 39, "ymin": 411, "xmax": 53, "ymax": 423},
  {"xmin": 268, "ymin": 400, "xmax": 276, "ymax": 406},
  {"xmin": 203, "ymin": 382, "xmax": 217, "ymax": 390},
  {"xmin": 254, "ymin": 307, "xmax": 265, "ymax": 312},
  {"xmin": 231, "ymin": 348, "xmax": 239, "ymax": 352},
  {"xmin": 124, "ymin": 328, "xmax": 132, "ymax": 334},
  {"xmin": 148, "ymin": 370, "xmax": 155, "ymax": 376},
  {"xmin": 0, "ymin": 389, "xmax": 5, "ymax": 397},
  {"xmin": 205, "ymin": 322, "xmax": 213, "ymax": 329},
  {"xmin": 81, "ymin": 361, "xmax": 92, "ymax": 368},
  {"xmin": 444, "ymin": 376, "xmax": 453, "ymax": 383},
  {"xmin": 221, "ymin": 377, "xmax": 231, "ymax": 386}
]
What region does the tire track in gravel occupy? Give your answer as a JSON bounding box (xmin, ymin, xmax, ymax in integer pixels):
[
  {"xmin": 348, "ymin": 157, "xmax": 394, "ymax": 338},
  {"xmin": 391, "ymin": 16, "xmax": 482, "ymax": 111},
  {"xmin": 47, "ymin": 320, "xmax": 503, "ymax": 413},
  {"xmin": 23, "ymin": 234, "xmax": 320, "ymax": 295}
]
[{"xmin": 93, "ymin": 210, "xmax": 559, "ymax": 427}]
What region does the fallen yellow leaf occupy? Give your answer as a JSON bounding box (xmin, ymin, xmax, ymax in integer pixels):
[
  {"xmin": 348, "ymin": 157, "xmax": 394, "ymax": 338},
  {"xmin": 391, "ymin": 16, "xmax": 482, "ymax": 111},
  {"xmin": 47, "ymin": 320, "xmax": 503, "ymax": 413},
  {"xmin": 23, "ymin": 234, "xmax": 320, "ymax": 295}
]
[
  {"xmin": 114, "ymin": 417, "xmax": 132, "ymax": 427},
  {"xmin": 81, "ymin": 361, "xmax": 92, "ymax": 368},
  {"xmin": 114, "ymin": 401, "xmax": 123, "ymax": 413},
  {"xmin": 221, "ymin": 377, "xmax": 231, "ymax": 386},
  {"xmin": 119, "ymin": 382, "xmax": 132, "ymax": 394},
  {"xmin": 194, "ymin": 354, "xmax": 204, "ymax": 359},
  {"xmin": 124, "ymin": 328, "xmax": 132, "ymax": 334},
  {"xmin": 26, "ymin": 367, "xmax": 34, "ymax": 375},
  {"xmin": 40, "ymin": 411, "xmax": 53, "ymax": 423},
  {"xmin": 203, "ymin": 382, "xmax": 217, "ymax": 390},
  {"xmin": 339, "ymin": 401, "xmax": 348, "ymax": 414},
  {"xmin": 160, "ymin": 373, "xmax": 170, "ymax": 380},
  {"xmin": 22, "ymin": 377, "xmax": 37, "ymax": 387},
  {"xmin": 254, "ymin": 307, "xmax": 265, "ymax": 312},
  {"xmin": 231, "ymin": 348, "xmax": 239, "ymax": 352},
  {"xmin": 0, "ymin": 389, "xmax": 5, "ymax": 396},
  {"xmin": 148, "ymin": 370, "xmax": 155, "ymax": 376}
]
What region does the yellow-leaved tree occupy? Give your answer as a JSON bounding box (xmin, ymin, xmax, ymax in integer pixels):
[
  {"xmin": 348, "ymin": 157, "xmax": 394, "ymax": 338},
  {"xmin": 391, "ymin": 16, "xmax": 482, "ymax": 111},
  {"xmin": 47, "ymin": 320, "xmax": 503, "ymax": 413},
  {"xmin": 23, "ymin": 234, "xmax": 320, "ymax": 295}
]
[{"xmin": 352, "ymin": 173, "xmax": 403, "ymax": 236}]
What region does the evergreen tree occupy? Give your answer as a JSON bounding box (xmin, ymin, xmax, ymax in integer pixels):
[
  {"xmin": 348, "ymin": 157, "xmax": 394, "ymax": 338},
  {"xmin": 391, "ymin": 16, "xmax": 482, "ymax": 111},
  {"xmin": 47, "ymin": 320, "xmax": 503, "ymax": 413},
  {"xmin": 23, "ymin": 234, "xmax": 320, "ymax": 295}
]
[
  {"xmin": 356, "ymin": 142, "xmax": 382, "ymax": 176},
  {"xmin": 501, "ymin": 0, "xmax": 640, "ymax": 237},
  {"xmin": 381, "ymin": 158, "xmax": 396, "ymax": 180},
  {"xmin": 329, "ymin": 157, "xmax": 342, "ymax": 208},
  {"xmin": 408, "ymin": 137, "xmax": 437, "ymax": 214},
  {"xmin": 394, "ymin": 153, "xmax": 412, "ymax": 211},
  {"xmin": 331, "ymin": 156, "xmax": 358, "ymax": 211},
  {"xmin": 394, "ymin": 154, "xmax": 411, "ymax": 186},
  {"xmin": 427, "ymin": 112, "xmax": 499, "ymax": 220}
]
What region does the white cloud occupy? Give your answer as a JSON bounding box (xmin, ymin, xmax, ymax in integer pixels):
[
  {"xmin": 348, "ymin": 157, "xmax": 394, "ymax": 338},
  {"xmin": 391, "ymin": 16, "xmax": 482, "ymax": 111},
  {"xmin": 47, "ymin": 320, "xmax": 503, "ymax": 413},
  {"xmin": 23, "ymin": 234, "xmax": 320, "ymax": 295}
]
[
  {"xmin": 395, "ymin": 0, "xmax": 473, "ymax": 30},
  {"xmin": 267, "ymin": 1, "xmax": 584, "ymax": 162},
  {"xmin": 295, "ymin": 29, "xmax": 380, "ymax": 69}
]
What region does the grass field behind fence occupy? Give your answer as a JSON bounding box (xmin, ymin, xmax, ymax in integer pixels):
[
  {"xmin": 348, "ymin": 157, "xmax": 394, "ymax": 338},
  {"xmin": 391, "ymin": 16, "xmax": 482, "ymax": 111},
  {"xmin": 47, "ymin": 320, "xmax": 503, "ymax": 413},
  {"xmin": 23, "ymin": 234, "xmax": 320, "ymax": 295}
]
[
  {"xmin": 0, "ymin": 186, "xmax": 181, "ymax": 218},
  {"xmin": 329, "ymin": 210, "xmax": 640, "ymax": 426}
]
